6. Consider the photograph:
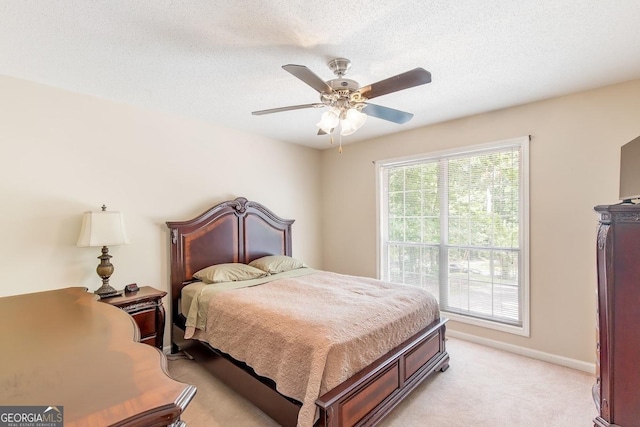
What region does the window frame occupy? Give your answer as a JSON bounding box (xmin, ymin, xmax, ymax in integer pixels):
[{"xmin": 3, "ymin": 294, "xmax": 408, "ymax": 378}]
[{"xmin": 375, "ymin": 136, "xmax": 530, "ymax": 337}]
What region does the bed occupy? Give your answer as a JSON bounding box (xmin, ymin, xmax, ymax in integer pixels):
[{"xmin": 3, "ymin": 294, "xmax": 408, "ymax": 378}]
[{"xmin": 166, "ymin": 197, "xmax": 449, "ymax": 427}]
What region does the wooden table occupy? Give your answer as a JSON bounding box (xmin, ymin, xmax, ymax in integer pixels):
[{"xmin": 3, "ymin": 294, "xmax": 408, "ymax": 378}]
[{"xmin": 0, "ymin": 287, "xmax": 196, "ymax": 427}]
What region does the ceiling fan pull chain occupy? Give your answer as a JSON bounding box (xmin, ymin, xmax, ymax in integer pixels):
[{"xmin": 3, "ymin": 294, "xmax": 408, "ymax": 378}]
[{"xmin": 339, "ymin": 135, "xmax": 343, "ymax": 154}]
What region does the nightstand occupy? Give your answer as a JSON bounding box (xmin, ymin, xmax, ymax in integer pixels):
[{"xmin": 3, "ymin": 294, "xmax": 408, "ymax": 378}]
[{"xmin": 101, "ymin": 286, "xmax": 167, "ymax": 350}]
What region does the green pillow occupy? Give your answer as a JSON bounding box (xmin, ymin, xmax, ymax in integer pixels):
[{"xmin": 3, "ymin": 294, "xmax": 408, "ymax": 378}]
[
  {"xmin": 193, "ymin": 263, "xmax": 268, "ymax": 284},
  {"xmin": 249, "ymin": 255, "xmax": 307, "ymax": 274}
]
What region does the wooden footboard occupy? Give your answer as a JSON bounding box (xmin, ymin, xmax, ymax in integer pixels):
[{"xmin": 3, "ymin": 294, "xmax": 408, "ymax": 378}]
[
  {"xmin": 316, "ymin": 318, "xmax": 449, "ymax": 427},
  {"xmin": 175, "ymin": 317, "xmax": 449, "ymax": 427}
]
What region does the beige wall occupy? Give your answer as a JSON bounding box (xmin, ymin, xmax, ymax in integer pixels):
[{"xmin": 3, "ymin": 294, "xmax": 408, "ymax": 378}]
[
  {"xmin": 0, "ymin": 76, "xmax": 322, "ymax": 317},
  {"xmin": 4, "ymin": 71, "xmax": 639, "ymax": 365},
  {"xmin": 321, "ymin": 79, "xmax": 640, "ymax": 364}
]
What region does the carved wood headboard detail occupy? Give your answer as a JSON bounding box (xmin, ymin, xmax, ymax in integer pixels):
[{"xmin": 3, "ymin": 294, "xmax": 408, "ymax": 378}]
[{"xmin": 165, "ymin": 197, "xmax": 294, "ymax": 327}]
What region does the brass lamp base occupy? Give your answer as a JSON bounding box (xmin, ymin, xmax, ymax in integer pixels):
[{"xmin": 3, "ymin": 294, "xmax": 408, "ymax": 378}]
[
  {"xmin": 94, "ymin": 245, "xmax": 123, "ymax": 299},
  {"xmin": 94, "ymin": 284, "xmax": 123, "ymax": 299}
]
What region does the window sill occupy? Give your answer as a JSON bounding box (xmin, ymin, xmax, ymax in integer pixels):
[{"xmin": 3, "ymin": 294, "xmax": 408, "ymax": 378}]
[{"xmin": 441, "ymin": 310, "xmax": 530, "ymax": 337}]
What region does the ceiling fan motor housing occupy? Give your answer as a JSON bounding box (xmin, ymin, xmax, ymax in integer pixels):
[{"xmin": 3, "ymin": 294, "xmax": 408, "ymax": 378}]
[
  {"xmin": 327, "ymin": 78, "xmax": 360, "ymax": 91},
  {"xmin": 321, "ymin": 79, "xmax": 365, "ymax": 110}
]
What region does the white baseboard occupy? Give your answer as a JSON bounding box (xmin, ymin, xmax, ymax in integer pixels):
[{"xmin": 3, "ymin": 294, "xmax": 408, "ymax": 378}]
[{"xmin": 447, "ymin": 329, "xmax": 596, "ymax": 374}]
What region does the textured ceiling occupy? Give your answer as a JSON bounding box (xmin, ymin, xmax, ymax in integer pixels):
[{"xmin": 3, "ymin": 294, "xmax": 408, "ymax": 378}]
[{"xmin": 2, "ymin": 1, "xmax": 640, "ymax": 149}]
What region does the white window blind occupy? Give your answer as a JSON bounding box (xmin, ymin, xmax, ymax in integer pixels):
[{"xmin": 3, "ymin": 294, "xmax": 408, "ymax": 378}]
[{"xmin": 377, "ymin": 137, "xmax": 529, "ymax": 333}]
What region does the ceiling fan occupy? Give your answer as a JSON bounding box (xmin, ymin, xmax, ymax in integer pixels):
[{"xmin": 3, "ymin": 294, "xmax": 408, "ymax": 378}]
[{"xmin": 252, "ymin": 58, "xmax": 432, "ymax": 148}]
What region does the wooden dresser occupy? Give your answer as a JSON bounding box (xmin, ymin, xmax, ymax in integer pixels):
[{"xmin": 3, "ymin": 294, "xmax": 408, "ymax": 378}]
[
  {"xmin": 0, "ymin": 287, "xmax": 196, "ymax": 427},
  {"xmin": 594, "ymin": 204, "xmax": 640, "ymax": 427}
]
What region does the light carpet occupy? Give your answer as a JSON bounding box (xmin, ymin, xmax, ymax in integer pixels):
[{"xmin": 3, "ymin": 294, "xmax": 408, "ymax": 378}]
[{"xmin": 167, "ymin": 337, "xmax": 597, "ymax": 426}]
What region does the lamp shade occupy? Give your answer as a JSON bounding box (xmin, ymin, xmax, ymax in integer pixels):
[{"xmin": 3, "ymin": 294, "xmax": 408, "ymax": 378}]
[
  {"xmin": 316, "ymin": 108, "xmax": 340, "ymax": 134},
  {"xmin": 77, "ymin": 210, "xmax": 130, "ymax": 247},
  {"xmin": 340, "ymin": 108, "xmax": 367, "ymax": 136},
  {"xmin": 346, "ymin": 108, "xmax": 367, "ymax": 128}
]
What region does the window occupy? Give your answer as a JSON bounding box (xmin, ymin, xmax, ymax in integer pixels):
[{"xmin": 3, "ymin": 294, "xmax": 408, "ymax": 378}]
[{"xmin": 376, "ymin": 137, "xmax": 529, "ymax": 336}]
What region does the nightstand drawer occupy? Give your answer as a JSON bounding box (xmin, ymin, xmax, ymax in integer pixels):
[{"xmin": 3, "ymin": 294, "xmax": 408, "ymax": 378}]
[
  {"xmin": 132, "ymin": 309, "xmax": 156, "ymax": 338},
  {"xmin": 101, "ymin": 286, "xmax": 167, "ymax": 350}
]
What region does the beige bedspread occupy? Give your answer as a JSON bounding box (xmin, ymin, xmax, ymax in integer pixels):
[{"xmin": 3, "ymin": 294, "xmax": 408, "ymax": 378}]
[
  {"xmin": 188, "ymin": 270, "xmax": 439, "ymax": 427},
  {"xmin": 183, "ymin": 268, "xmax": 315, "ymax": 336}
]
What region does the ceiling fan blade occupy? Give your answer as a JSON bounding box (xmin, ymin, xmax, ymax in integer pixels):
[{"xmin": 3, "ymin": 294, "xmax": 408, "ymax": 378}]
[
  {"xmin": 363, "ymin": 103, "xmax": 414, "ymax": 124},
  {"xmin": 282, "ymin": 64, "xmax": 334, "ymax": 94},
  {"xmin": 359, "ymin": 68, "xmax": 431, "ymax": 100},
  {"xmin": 252, "ymin": 103, "xmax": 325, "ymax": 115}
]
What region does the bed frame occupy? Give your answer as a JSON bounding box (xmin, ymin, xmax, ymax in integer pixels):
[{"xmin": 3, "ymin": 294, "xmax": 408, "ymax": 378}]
[{"xmin": 166, "ymin": 197, "xmax": 449, "ymax": 427}]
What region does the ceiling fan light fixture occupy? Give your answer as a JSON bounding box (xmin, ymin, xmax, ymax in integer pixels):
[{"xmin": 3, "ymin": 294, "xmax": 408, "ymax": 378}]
[
  {"xmin": 339, "ymin": 121, "xmax": 357, "ymax": 136},
  {"xmin": 316, "ymin": 108, "xmax": 340, "ymax": 134},
  {"xmin": 339, "ymin": 108, "xmax": 367, "ymax": 136},
  {"xmin": 346, "ymin": 107, "xmax": 367, "ymax": 128}
]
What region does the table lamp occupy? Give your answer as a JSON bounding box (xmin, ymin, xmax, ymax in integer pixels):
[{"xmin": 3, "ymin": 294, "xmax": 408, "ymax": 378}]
[{"xmin": 77, "ymin": 205, "xmax": 130, "ymax": 298}]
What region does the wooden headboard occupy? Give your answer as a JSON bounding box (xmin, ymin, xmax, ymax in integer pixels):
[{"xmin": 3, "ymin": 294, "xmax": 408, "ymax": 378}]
[{"xmin": 165, "ymin": 197, "xmax": 294, "ymax": 328}]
